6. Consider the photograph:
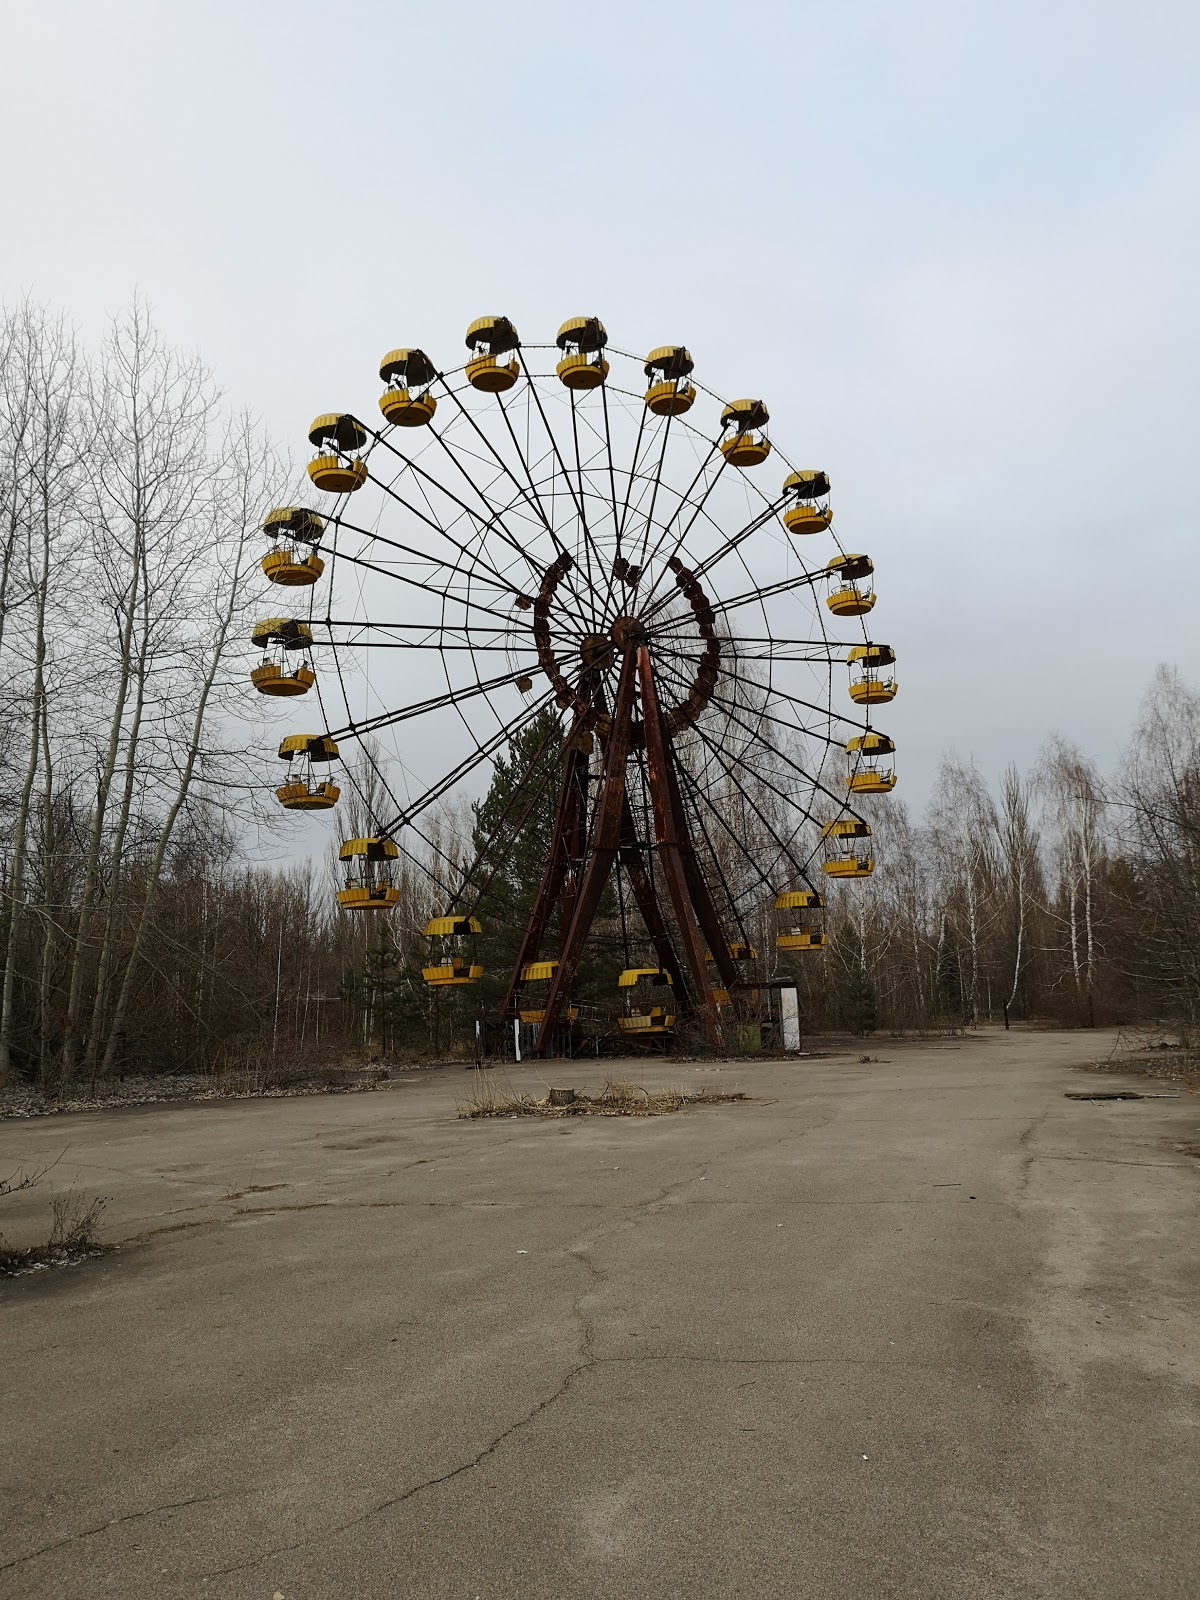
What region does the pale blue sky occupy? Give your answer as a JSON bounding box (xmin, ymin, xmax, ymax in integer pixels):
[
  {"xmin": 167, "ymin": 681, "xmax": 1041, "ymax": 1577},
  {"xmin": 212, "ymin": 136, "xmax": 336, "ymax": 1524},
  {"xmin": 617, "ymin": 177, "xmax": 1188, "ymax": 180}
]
[{"xmin": 4, "ymin": 0, "xmax": 1198, "ymax": 820}]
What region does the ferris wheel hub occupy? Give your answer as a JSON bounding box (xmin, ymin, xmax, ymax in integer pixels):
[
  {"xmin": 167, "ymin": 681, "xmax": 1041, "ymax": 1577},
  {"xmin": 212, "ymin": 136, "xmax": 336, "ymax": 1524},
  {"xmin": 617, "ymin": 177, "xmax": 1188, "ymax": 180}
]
[
  {"xmin": 579, "ymin": 633, "xmax": 616, "ymax": 671},
  {"xmin": 610, "ymin": 615, "xmax": 647, "ymax": 653}
]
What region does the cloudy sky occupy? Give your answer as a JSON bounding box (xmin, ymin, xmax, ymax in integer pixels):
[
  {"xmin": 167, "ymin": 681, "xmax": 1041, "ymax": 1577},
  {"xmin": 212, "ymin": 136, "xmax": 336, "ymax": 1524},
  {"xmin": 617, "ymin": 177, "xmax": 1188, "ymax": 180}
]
[{"xmin": 4, "ymin": 0, "xmax": 1197, "ymax": 824}]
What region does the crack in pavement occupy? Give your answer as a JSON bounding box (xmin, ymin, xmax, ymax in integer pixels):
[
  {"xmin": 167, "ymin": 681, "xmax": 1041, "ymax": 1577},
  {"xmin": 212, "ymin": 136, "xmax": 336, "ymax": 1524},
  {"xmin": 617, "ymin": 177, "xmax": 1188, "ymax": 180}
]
[
  {"xmin": 194, "ymin": 1359, "xmax": 594, "ymax": 1580},
  {"xmin": 0, "ymin": 1492, "xmax": 226, "ymax": 1573}
]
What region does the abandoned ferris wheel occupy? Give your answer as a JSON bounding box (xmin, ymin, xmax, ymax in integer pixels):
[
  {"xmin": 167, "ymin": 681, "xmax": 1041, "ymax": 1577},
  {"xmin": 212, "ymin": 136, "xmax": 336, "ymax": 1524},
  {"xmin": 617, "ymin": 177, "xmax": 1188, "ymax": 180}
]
[{"xmin": 250, "ymin": 316, "xmax": 897, "ymax": 1054}]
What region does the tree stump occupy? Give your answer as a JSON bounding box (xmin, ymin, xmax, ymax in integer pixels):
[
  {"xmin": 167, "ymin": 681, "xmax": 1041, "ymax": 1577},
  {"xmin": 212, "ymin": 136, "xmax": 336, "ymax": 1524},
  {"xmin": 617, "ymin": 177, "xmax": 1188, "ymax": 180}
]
[{"xmin": 547, "ymin": 1087, "xmax": 577, "ymax": 1107}]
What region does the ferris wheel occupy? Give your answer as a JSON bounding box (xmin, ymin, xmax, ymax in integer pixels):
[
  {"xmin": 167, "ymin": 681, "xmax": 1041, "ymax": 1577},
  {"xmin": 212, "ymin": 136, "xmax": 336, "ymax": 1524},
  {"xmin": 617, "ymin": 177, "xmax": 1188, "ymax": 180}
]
[{"xmin": 250, "ymin": 316, "xmax": 897, "ymax": 1054}]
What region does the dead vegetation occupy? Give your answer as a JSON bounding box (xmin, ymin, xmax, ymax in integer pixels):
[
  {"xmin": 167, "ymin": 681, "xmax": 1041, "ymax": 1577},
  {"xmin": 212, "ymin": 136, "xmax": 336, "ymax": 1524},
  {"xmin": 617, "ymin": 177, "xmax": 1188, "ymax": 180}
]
[
  {"xmin": 0, "ymin": 1063, "xmax": 388, "ymax": 1121},
  {"xmin": 1081, "ymin": 1030, "xmax": 1200, "ymax": 1094},
  {"xmin": 457, "ymin": 1072, "xmax": 746, "ymax": 1120},
  {"xmin": 1, "ymin": 1168, "xmax": 109, "ymax": 1277}
]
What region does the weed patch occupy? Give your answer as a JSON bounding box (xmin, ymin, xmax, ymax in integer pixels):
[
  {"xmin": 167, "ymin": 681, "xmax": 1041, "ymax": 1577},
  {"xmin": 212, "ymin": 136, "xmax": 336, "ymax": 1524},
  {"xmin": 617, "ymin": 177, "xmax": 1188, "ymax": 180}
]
[{"xmin": 458, "ymin": 1073, "xmax": 746, "ymax": 1120}]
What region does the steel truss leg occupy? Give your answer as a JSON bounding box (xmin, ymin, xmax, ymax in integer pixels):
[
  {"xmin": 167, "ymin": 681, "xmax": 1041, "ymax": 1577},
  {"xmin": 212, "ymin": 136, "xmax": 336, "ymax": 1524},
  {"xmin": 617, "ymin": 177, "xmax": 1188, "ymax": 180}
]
[
  {"xmin": 637, "ymin": 647, "xmax": 727, "ymax": 1051},
  {"xmin": 618, "ymin": 795, "xmax": 688, "ymax": 998},
  {"xmin": 534, "ymin": 652, "xmax": 639, "ymax": 1054}
]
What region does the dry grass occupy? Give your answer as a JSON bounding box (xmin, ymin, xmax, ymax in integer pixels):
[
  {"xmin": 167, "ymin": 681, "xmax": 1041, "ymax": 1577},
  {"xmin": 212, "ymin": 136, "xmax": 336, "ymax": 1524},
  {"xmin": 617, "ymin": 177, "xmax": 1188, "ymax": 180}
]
[
  {"xmin": 0, "ymin": 1186, "xmax": 109, "ymax": 1276},
  {"xmin": 1081, "ymin": 1030, "xmax": 1200, "ymax": 1094},
  {"xmin": 457, "ymin": 1072, "xmax": 746, "ymax": 1120}
]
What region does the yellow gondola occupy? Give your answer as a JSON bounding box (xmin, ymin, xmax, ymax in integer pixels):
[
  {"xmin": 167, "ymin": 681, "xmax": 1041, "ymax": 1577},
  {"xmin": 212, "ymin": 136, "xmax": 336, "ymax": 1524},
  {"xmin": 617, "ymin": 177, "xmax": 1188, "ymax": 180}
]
[
  {"xmin": 774, "ymin": 888, "xmax": 826, "ymax": 951},
  {"xmin": 617, "ymin": 967, "xmax": 676, "ymax": 1033},
  {"xmin": 820, "ymin": 820, "xmax": 874, "ymax": 879},
  {"xmin": 260, "ymin": 507, "xmax": 326, "ymax": 586},
  {"xmin": 465, "ymin": 316, "xmax": 520, "ymax": 393},
  {"xmin": 515, "ymin": 958, "xmax": 578, "ymax": 1022},
  {"xmin": 719, "ymin": 399, "xmax": 771, "ymax": 467},
  {"xmin": 378, "ymin": 348, "xmax": 438, "ymax": 427},
  {"xmin": 781, "ymin": 470, "xmax": 832, "ymax": 535},
  {"xmin": 307, "ymin": 414, "xmax": 369, "ymax": 494},
  {"xmin": 703, "ymin": 942, "xmax": 758, "ymax": 962},
  {"xmin": 826, "ymin": 553, "xmax": 876, "ymax": 618},
  {"xmin": 337, "ymin": 836, "xmax": 400, "ymax": 910},
  {"xmin": 555, "ymin": 317, "xmax": 609, "ymax": 390},
  {"xmin": 275, "ymin": 733, "xmax": 340, "ymax": 811},
  {"xmin": 643, "ymin": 345, "xmax": 696, "ymax": 416},
  {"xmin": 846, "ymin": 733, "xmax": 896, "ymax": 794},
  {"xmin": 847, "ymin": 644, "xmax": 898, "ymax": 705},
  {"xmin": 421, "ymin": 912, "xmax": 484, "ymax": 986},
  {"xmin": 250, "ymin": 616, "xmax": 316, "ymax": 697}
]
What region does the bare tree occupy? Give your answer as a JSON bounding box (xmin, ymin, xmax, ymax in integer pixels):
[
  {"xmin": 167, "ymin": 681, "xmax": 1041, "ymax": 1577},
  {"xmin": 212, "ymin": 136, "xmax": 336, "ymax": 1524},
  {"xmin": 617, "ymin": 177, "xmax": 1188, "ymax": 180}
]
[{"xmin": 0, "ymin": 304, "xmax": 83, "ymax": 1083}]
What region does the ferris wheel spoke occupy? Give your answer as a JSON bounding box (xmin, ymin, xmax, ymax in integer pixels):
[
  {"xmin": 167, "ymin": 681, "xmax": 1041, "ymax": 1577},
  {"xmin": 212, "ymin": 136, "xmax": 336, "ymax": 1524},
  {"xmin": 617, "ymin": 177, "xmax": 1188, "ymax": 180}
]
[
  {"xmin": 363, "ymin": 462, "xmax": 558, "ymax": 614},
  {"xmin": 629, "ymin": 409, "xmax": 679, "ymax": 577},
  {"xmin": 320, "ymin": 657, "xmax": 564, "ymax": 743},
  {"xmin": 310, "ymin": 670, "xmax": 459, "ymax": 895},
  {"xmin": 318, "ymin": 619, "xmax": 533, "ymax": 652},
  {"xmin": 452, "ymin": 388, "xmax": 609, "ymax": 637},
  {"xmin": 316, "ymin": 544, "xmax": 521, "ymax": 629},
  {"xmin": 569, "ymin": 388, "xmax": 620, "ymax": 628},
  {"xmin": 681, "ymin": 668, "xmax": 870, "ymax": 826},
  {"xmin": 639, "ymin": 499, "xmax": 787, "ymax": 624},
  {"xmin": 613, "ymin": 399, "xmax": 648, "ymax": 552},
  {"xmin": 376, "ymin": 681, "xmax": 561, "ymax": 839},
  {"xmin": 514, "ymin": 352, "xmax": 610, "ymax": 635},
  {"xmin": 455, "ymin": 729, "xmax": 567, "ymax": 916},
  {"xmin": 687, "ymin": 564, "xmax": 828, "ymax": 620},
  {"xmin": 369, "ymin": 428, "xmax": 553, "ymax": 591},
  {"xmin": 436, "ymin": 375, "xmax": 574, "ymax": 560},
  {"xmin": 675, "ymin": 782, "xmax": 757, "ymax": 948},
  {"xmin": 635, "ymin": 437, "xmax": 727, "ymax": 602},
  {"xmin": 457, "ymin": 670, "xmax": 613, "ymax": 922},
  {"xmin": 708, "ymin": 672, "xmax": 876, "ymax": 740},
  {"xmin": 679, "ymin": 731, "xmax": 809, "ymax": 890}
]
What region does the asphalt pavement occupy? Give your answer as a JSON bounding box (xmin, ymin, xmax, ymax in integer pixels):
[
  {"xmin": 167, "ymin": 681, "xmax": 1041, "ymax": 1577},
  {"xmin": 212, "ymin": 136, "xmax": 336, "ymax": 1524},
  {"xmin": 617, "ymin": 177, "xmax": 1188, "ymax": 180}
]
[{"xmin": 1, "ymin": 1030, "xmax": 1197, "ymax": 1599}]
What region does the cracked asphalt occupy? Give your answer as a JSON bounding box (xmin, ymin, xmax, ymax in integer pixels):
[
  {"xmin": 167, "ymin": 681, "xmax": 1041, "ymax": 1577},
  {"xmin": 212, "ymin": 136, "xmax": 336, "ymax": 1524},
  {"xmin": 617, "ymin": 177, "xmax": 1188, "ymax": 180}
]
[{"xmin": 1, "ymin": 1030, "xmax": 1197, "ymax": 1599}]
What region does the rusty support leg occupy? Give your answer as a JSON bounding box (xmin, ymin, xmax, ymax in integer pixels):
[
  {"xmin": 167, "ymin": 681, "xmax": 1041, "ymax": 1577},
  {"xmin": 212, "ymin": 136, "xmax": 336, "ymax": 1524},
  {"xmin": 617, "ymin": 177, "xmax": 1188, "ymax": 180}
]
[
  {"xmin": 637, "ymin": 646, "xmax": 725, "ymax": 1051},
  {"xmin": 618, "ymin": 796, "xmax": 688, "ymax": 998},
  {"xmin": 661, "ymin": 749, "xmax": 741, "ymax": 996},
  {"xmin": 535, "ymin": 652, "xmax": 639, "ymax": 1055}
]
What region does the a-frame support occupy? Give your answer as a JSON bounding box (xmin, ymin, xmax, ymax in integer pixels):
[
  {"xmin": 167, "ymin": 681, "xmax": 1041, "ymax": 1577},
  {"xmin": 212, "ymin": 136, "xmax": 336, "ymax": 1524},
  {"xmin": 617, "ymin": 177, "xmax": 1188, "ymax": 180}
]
[
  {"xmin": 637, "ymin": 648, "xmax": 729, "ymax": 1051},
  {"xmin": 512, "ymin": 643, "xmax": 739, "ymax": 1057},
  {"xmin": 535, "ymin": 651, "xmax": 639, "ymax": 1053}
]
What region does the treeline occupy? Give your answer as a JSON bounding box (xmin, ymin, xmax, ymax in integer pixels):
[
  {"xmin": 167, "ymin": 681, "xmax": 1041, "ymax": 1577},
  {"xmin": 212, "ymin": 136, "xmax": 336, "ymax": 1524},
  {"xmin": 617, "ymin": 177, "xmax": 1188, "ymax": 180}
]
[{"xmin": 806, "ymin": 674, "xmax": 1200, "ymax": 1036}]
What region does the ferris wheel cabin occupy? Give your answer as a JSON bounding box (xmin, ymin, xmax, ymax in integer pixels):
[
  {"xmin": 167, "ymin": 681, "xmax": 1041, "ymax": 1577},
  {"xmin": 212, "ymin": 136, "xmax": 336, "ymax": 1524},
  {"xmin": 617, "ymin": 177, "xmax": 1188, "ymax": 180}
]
[
  {"xmin": 378, "ymin": 347, "xmax": 438, "ymax": 427},
  {"xmin": 421, "ymin": 914, "xmax": 484, "ymax": 987},
  {"xmin": 719, "ymin": 399, "xmax": 771, "ymax": 467},
  {"xmin": 774, "ymin": 889, "xmax": 826, "ymax": 951},
  {"xmin": 275, "ymin": 734, "xmax": 340, "ymax": 811},
  {"xmin": 250, "ymin": 616, "xmax": 316, "ymax": 697},
  {"xmin": 260, "ymin": 506, "xmax": 326, "ymax": 586},
  {"xmin": 337, "ymin": 836, "xmax": 401, "ymax": 911},
  {"xmin": 618, "ymin": 968, "xmax": 676, "ymax": 1034},
  {"xmin": 821, "ymin": 819, "xmax": 874, "ymax": 879},
  {"xmin": 643, "ymin": 345, "xmax": 696, "ymax": 416},
  {"xmin": 781, "ymin": 470, "xmax": 833, "ymax": 535},
  {"xmin": 848, "ymin": 644, "xmax": 898, "ymax": 705},
  {"xmin": 826, "ymin": 553, "xmax": 876, "ymax": 618},
  {"xmin": 307, "ymin": 414, "xmax": 368, "ymax": 494},
  {"xmin": 846, "ymin": 733, "xmax": 896, "ymax": 794},
  {"xmin": 465, "ymin": 316, "xmax": 520, "ymax": 393},
  {"xmin": 556, "ymin": 317, "xmax": 609, "ymax": 390}
]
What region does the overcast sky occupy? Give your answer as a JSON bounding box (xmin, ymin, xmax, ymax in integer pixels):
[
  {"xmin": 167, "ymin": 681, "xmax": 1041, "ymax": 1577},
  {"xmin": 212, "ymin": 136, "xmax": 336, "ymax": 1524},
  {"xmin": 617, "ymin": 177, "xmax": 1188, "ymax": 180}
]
[{"xmin": 4, "ymin": 0, "xmax": 1198, "ymax": 828}]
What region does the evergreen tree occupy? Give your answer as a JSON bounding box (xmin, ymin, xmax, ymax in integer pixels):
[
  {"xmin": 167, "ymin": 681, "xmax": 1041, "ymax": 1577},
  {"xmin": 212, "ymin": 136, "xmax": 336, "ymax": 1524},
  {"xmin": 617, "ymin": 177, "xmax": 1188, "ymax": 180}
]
[{"xmin": 469, "ymin": 710, "xmax": 564, "ymax": 1013}]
